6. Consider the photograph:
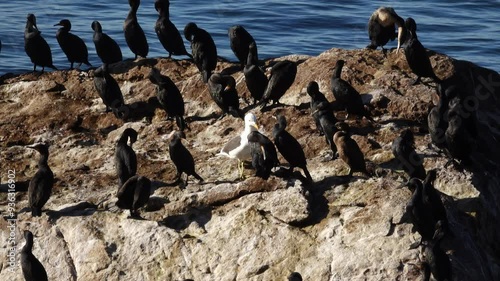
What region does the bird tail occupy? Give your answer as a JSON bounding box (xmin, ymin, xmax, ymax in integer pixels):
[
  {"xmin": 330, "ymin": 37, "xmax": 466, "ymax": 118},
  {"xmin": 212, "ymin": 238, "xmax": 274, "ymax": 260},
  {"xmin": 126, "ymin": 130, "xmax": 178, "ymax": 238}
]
[
  {"xmin": 176, "ymin": 116, "xmax": 189, "ymax": 131},
  {"xmin": 193, "ymin": 172, "xmax": 204, "ymax": 182},
  {"xmin": 202, "ymin": 70, "xmax": 211, "ymax": 83},
  {"xmin": 302, "ymin": 166, "xmax": 313, "ymax": 182},
  {"xmin": 31, "ymin": 208, "xmax": 41, "ymax": 217}
]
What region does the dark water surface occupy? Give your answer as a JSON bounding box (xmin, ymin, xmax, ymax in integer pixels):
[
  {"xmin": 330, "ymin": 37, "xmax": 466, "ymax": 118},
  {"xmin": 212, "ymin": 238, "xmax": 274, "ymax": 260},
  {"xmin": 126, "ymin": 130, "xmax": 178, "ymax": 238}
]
[{"xmin": 1, "ymin": 0, "xmax": 499, "ymax": 74}]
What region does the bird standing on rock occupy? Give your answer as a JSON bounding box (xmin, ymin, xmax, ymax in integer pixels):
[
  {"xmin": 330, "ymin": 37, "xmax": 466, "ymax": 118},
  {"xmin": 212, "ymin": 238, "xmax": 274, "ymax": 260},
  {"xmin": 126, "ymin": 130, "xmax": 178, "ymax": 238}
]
[
  {"xmin": 313, "ymin": 101, "xmax": 338, "ymax": 160},
  {"xmin": 333, "ymin": 130, "xmax": 369, "ymax": 177},
  {"xmin": 93, "ymin": 64, "xmax": 126, "ymax": 118},
  {"xmin": 207, "ymin": 73, "xmax": 241, "ymax": 118},
  {"xmin": 228, "ymin": 25, "xmax": 256, "ymax": 69},
  {"xmin": 259, "ymin": 60, "xmax": 297, "ymax": 111},
  {"xmin": 367, "ymin": 7, "xmax": 406, "ymax": 54},
  {"xmin": 54, "ymin": 19, "xmax": 91, "ymax": 69},
  {"xmin": 24, "ymin": 14, "xmax": 57, "ymax": 73},
  {"xmin": 244, "ymin": 42, "xmax": 268, "ymax": 104},
  {"xmin": 248, "ymin": 131, "xmax": 279, "ymax": 180},
  {"xmin": 27, "ymin": 143, "xmax": 54, "ymax": 217},
  {"xmin": 184, "ymin": 22, "xmax": 217, "ymax": 83},
  {"xmin": 116, "ymin": 175, "xmax": 152, "ymax": 217},
  {"xmin": 92, "ymin": 21, "xmax": 122, "ymax": 64},
  {"xmin": 154, "ymin": 0, "xmax": 191, "ymax": 58},
  {"xmin": 168, "ymin": 131, "xmax": 204, "ymax": 187},
  {"xmin": 115, "ymin": 128, "xmax": 138, "ymax": 188},
  {"xmin": 307, "ymin": 81, "xmax": 329, "ymax": 135},
  {"xmin": 21, "ymin": 231, "xmax": 48, "ymax": 281},
  {"xmin": 391, "ymin": 129, "xmax": 426, "ymax": 180},
  {"xmin": 124, "ymin": 0, "xmax": 149, "ymax": 59}
]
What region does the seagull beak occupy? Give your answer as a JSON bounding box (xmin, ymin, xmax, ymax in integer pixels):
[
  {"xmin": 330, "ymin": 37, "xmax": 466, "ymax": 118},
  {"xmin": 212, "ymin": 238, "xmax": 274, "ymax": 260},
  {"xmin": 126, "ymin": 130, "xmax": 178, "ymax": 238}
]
[
  {"xmin": 251, "ymin": 123, "xmax": 259, "ymax": 130},
  {"xmin": 224, "ymin": 84, "xmax": 233, "ymax": 91}
]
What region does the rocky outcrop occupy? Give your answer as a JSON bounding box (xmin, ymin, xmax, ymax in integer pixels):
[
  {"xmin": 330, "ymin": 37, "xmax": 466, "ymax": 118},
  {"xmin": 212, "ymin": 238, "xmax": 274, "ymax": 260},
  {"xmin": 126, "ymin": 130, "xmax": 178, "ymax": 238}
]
[{"xmin": 1, "ymin": 48, "xmax": 499, "ymax": 280}]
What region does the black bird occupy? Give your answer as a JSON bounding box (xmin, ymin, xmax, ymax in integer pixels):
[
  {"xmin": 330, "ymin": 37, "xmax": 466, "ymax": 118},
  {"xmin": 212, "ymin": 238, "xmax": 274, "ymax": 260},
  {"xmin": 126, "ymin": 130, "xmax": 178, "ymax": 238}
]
[
  {"xmin": 333, "ymin": 130, "xmax": 368, "ymax": 177},
  {"xmin": 24, "ymin": 14, "xmax": 57, "ymax": 73},
  {"xmin": 116, "ymin": 175, "xmax": 151, "ymax": 217},
  {"xmin": 91, "ymin": 21, "xmax": 122, "ymax": 64},
  {"xmin": 422, "ymin": 169, "xmax": 449, "ymax": 235},
  {"xmin": 21, "ymin": 231, "xmax": 48, "ymax": 281},
  {"xmin": 248, "ymin": 131, "xmax": 279, "ymax": 180},
  {"xmin": 124, "ymin": 0, "xmax": 149, "ymax": 59},
  {"xmin": 406, "ymin": 178, "xmax": 437, "ymax": 242},
  {"xmin": 367, "ymin": 7, "xmax": 406, "ymax": 54},
  {"xmin": 228, "ymin": 25, "xmax": 256, "ymax": 68},
  {"xmin": 27, "ymin": 143, "xmax": 54, "ymax": 217},
  {"xmin": 288, "ymin": 272, "xmax": 303, "ymax": 281},
  {"xmin": 243, "ymin": 42, "xmax": 267, "ymax": 104},
  {"xmin": 307, "ymin": 81, "xmax": 329, "ymax": 135},
  {"xmin": 93, "ymin": 64, "xmax": 126, "ymax": 118},
  {"xmin": 259, "ymin": 60, "xmax": 297, "ymax": 111},
  {"xmin": 54, "ymin": 19, "xmax": 91, "ymax": 69},
  {"xmin": 404, "ymin": 18, "xmax": 440, "ymax": 85},
  {"xmin": 445, "ymin": 97, "xmax": 476, "ymax": 164},
  {"xmin": 272, "ymin": 115, "xmax": 313, "ymax": 182},
  {"xmin": 313, "ymin": 101, "xmax": 338, "ymax": 159},
  {"xmin": 207, "ymin": 73, "xmax": 241, "ymax": 118},
  {"xmin": 184, "ymin": 22, "xmax": 217, "ymax": 83},
  {"xmin": 424, "ymin": 223, "xmax": 452, "ymax": 281},
  {"xmin": 148, "ymin": 67, "xmax": 187, "ymax": 130},
  {"xmin": 331, "ymin": 60, "xmax": 373, "ymax": 120},
  {"xmin": 168, "ymin": 131, "xmax": 203, "ymax": 187},
  {"xmin": 428, "ymin": 86, "xmax": 449, "ymax": 151},
  {"xmin": 115, "ymin": 128, "xmax": 138, "ymax": 188},
  {"xmin": 391, "ymin": 129, "xmax": 426, "ymax": 180},
  {"xmin": 154, "ymin": 0, "xmax": 191, "ymax": 58}
]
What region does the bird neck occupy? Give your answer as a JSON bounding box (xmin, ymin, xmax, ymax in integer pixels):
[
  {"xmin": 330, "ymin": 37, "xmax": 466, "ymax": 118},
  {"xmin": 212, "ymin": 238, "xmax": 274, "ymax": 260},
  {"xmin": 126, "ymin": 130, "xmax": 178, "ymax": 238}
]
[
  {"xmin": 128, "ymin": 4, "xmax": 139, "ymax": 19},
  {"xmin": 23, "ymin": 236, "xmax": 33, "ymax": 253},
  {"xmin": 333, "ymin": 66, "xmax": 343, "ymax": 79},
  {"xmin": 38, "ymin": 152, "xmax": 49, "ymax": 168},
  {"xmin": 247, "ymin": 47, "xmax": 258, "ymax": 66}
]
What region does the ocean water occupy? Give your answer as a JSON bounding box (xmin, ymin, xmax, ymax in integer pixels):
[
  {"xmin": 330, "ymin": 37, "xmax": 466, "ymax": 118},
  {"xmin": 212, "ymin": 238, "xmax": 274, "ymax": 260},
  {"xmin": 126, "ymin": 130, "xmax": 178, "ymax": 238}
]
[{"xmin": 0, "ymin": 0, "xmax": 499, "ymax": 74}]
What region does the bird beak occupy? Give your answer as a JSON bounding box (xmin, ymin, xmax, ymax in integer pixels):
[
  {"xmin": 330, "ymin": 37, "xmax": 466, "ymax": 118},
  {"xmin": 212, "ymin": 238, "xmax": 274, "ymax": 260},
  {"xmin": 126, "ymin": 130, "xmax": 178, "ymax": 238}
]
[
  {"xmin": 54, "ymin": 23, "xmax": 62, "ymax": 27},
  {"xmin": 251, "ymin": 123, "xmax": 259, "ymax": 130},
  {"xmin": 224, "ymin": 84, "xmax": 233, "ymax": 91},
  {"xmin": 396, "ymin": 26, "xmax": 404, "ymax": 54}
]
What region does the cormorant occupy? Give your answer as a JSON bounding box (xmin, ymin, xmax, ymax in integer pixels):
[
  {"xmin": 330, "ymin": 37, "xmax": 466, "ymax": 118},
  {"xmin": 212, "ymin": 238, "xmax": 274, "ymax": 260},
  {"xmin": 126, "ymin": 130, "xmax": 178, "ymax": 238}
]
[
  {"xmin": 93, "ymin": 64, "xmax": 126, "ymax": 118},
  {"xmin": 247, "ymin": 130, "xmax": 279, "ymax": 180},
  {"xmin": 404, "ymin": 18, "xmax": 441, "ymax": 85},
  {"xmin": 27, "ymin": 143, "xmax": 53, "ymax": 217},
  {"xmin": 154, "ymin": 0, "xmax": 191, "ymax": 58},
  {"xmin": 115, "ymin": 128, "xmax": 138, "ymax": 188},
  {"xmin": 207, "ymin": 73, "xmax": 241, "ymax": 118},
  {"xmin": 116, "ymin": 175, "xmax": 151, "ymax": 217},
  {"xmin": 391, "ymin": 129, "xmax": 426, "ymax": 180},
  {"xmin": 428, "ymin": 86, "xmax": 449, "ymax": 151},
  {"xmin": 406, "ymin": 178, "xmax": 437, "ymax": 242},
  {"xmin": 244, "ymin": 42, "xmax": 267, "ymax": 104},
  {"xmin": 24, "ymin": 14, "xmax": 56, "ymax": 73},
  {"xmin": 331, "ymin": 60, "xmax": 373, "ymax": 120},
  {"xmin": 92, "ymin": 21, "xmax": 122, "ymax": 64},
  {"xmin": 445, "ymin": 97, "xmax": 476, "ymax": 164},
  {"xmin": 168, "ymin": 131, "xmax": 203, "ymax": 187},
  {"xmin": 307, "ymin": 81, "xmax": 329, "ymax": 135},
  {"xmin": 184, "ymin": 22, "xmax": 217, "ymax": 83},
  {"xmin": 423, "ymin": 223, "xmax": 452, "ymax": 281},
  {"xmin": 21, "ymin": 231, "xmax": 48, "ymax": 281},
  {"xmin": 148, "ymin": 67, "xmax": 187, "ymax": 130},
  {"xmin": 228, "ymin": 25, "xmax": 256, "ymax": 68},
  {"xmin": 313, "ymin": 101, "xmax": 338, "ymax": 159},
  {"xmin": 54, "ymin": 19, "xmax": 91, "ymax": 69},
  {"xmin": 367, "ymin": 7, "xmax": 406, "ymax": 54},
  {"xmin": 259, "ymin": 60, "xmax": 297, "ymax": 111},
  {"xmin": 422, "ymin": 169, "xmax": 449, "ymax": 235},
  {"xmin": 272, "ymin": 114, "xmax": 313, "ymax": 181},
  {"xmin": 333, "ymin": 130, "xmax": 368, "ymax": 177},
  {"xmin": 124, "ymin": 0, "xmax": 149, "ymax": 59}
]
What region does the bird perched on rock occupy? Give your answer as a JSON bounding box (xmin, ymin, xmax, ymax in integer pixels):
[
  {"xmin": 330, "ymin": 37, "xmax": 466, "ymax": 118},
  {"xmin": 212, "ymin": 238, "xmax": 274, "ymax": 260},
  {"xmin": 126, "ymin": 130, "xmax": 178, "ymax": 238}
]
[
  {"xmin": 259, "ymin": 60, "xmax": 297, "ymax": 111},
  {"xmin": 168, "ymin": 131, "xmax": 203, "ymax": 187},
  {"xmin": 405, "ymin": 178, "xmax": 438, "ymax": 242},
  {"xmin": 93, "ymin": 64, "xmax": 126, "ymax": 118},
  {"xmin": 115, "ymin": 128, "xmax": 138, "ymax": 188},
  {"xmin": 333, "ymin": 130, "xmax": 369, "ymax": 177},
  {"xmin": 116, "ymin": 175, "xmax": 151, "ymax": 217},
  {"xmin": 124, "ymin": 0, "xmax": 149, "ymax": 59},
  {"xmin": 244, "ymin": 42, "xmax": 268, "ymax": 104},
  {"xmin": 228, "ymin": 25, "xmax": 256, "ymax": 69},
  {"xmin": 247, "ymin": 131, "xmax": 279, "ymax": 180},
  {"xmin": 428, "ymin": 85, "xmax": 450, "ymax": 151},
  {"xmin": 423, "ymin": 222, "xmax": 452, "ymax": 281},
  {"xmin": 154, "ymin": 0, "xmax": 191, "ymax": 58},
  {"xmin": 272, "ymin": 114, "xmax": 313, "ymax": 182},
  {"xmin": 307, "ymin": 81, "xmax": 329, "ymax": 135},
  {"xmin": 367, "ymin": 7, "xmax": 406, "ymax": 54},
  {"xmin": 331, "ymin": 60, "xmax": 373, "ymax": 120},
  {"xmin": 92, "ymin": 21, "xmax": 122, "ymax": 64},
  {"xmin": 27, "ymin": 143, "xmax": 54, "ymax": 217},
  {"xmin": 445, "ymin": 97, "xmax": 477, "ymax": 165},
  {"xmin": 24, "ymin": 14, "xmax": 57, "ymax": 73},
  {"xmin": 422, "ymin": 169, "xmax": 450, "ymax": 236},
  {"xmin": 184, "ymin": 22, "xmax": 217, "ymax": 83},
  {"xmin": 21, "ymin": 231, "xmax": 48, "ymax": 281},
  {"xmin": 391, "ymin": 129, "xmax": 426, "ymax": 180},
  {"xmin": 54, "ymin": 19, "xmax": 91, "ymax": 69},
  {"xmin": 207, "ymin": 73, "xmax": 241, "ymax": 118},
  {"xmin": 313, "ymin": 101, "xmax": 338, "ymax": 160},
  {"xmin": 404, "ymin": 18, "xmax": 440, "ymax": 85},
  {"xmin": 148, "ymin": 67, "xmax": 187, "ymax": 130}
]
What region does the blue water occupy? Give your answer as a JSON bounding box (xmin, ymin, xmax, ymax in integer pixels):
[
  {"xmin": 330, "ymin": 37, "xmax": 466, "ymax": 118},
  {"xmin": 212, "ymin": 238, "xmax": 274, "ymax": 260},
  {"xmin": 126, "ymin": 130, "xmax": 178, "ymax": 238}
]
[{"xmin": 1, "ymin": 0, "xmax": 499, "ymax": 74}]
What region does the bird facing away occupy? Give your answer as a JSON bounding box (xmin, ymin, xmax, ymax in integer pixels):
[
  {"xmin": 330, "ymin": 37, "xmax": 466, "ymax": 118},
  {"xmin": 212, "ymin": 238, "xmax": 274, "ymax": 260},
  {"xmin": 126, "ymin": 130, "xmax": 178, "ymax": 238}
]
[
  {"xmin": 247, "ymin": 130, "xmax": 279, "ymax": 180},
  {"xmin": 92, "ymin": 21, "xmax": 123, "ymax": 64},
  {"xmin": 244, "ymin": 42, "xmax": 268, "ymax": 104},
  {"xmin": 331, "ymin": 60, "xmax": 373, "ymax": 120},
  {"xmin": 116, "ymin": 175, "xmax": 152, "ymax": 217},
  {"xmin": 333, "ymin": 130, "xmax": 368, "ymax": 177},
  {"xmin": 207, "ymin": 73, "xmax": 241, "ymax": 118},
  {"xmin": 228, "ymin": 25, "xmax": 257, "ymax": 68},
  {"xmin": 307, "ymin": 81, "xmax": 329, "ymax": 135},
  {"xmin": 313, "ymin": 101, "xmax": 338, "ymax": 159},
  {"xmin": 93, "ymin": 64, "xmax": 126, "ymax": 118},
  {"xmin": 168, "ymin": 131, "xmax": 204, "ymax": 187},
  {"xmin": 54, "ymin": 19, "xmax": 91, "ymax": 69},
  {"xmin": 404, "ymin": 18, "xmax": 440, "ymax": 85},
  {"xmin": 391, "ymin": 129, "xmax": 426, "ymax": 180},
  {"xmin": 422, "ymin": 169, "xmax": 450, "ymax": 236},
  {"xmin": 184, "ymin": 22, "xmax": 217, "ymax": 83},
  {"xmin": 367, "ymin": 7, "xmax": 406, "ymax": 54},
  {"xmin": 219, "ymin": 112, "xmax": 259, "ymax": 179},
  {"xmin": 24, "ymin": 14, "xmax": 57, "ymax": 73},
  {"xmin": 272, "ymin": 114, "xmax": 313, "ymax": 182},
  {"xmin": 260, "ymin": 60, "xmax": 297, "ymax": 111},
  {"xmin": 154, "ymin": 0, "xmax": 191, "ymax": 58},
  {"xmin": 406, "ymin": 178, "xmax": 438, "ymax": 242},
  {"xmin": 423, "ymin": 223, "xmax": 453, "ymax": 281},
  {"xmin": 115, "ymin": 128, "xmax": 138, "ymax": 188},
  {"xmin": 124, "ymin": 0, "xmax": 149, "ymax": 59},
  {"xmin": 428, "ymin": 84, "xmax": 449, "ymax": 151},
  {"xmin": 27, "ymin": 143, "xmax": 54, "ymax": 217},
  {"xmin": 445, "ymin": 97, "xmax": 476, "ymax": 164},
  {"xmin": 148, "ymin": 67, "xmax": 187, "ymax": 130},
  {"xmin": 21, "ymin": 231, "xmax": 48, "ymax": 281}
]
